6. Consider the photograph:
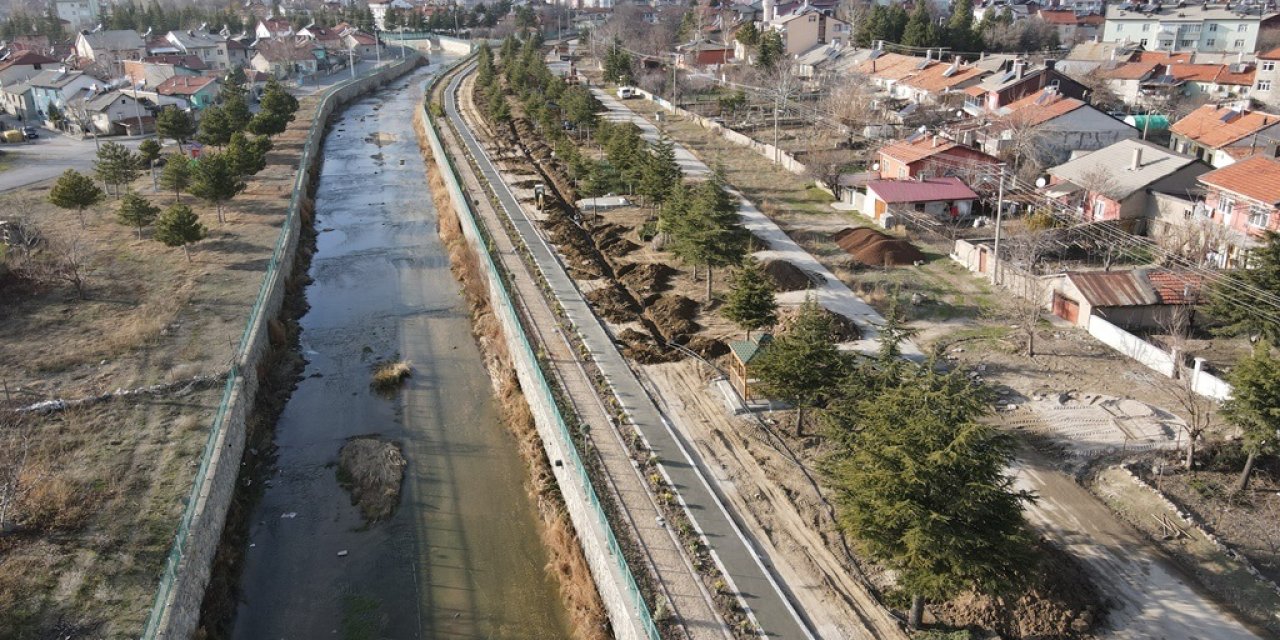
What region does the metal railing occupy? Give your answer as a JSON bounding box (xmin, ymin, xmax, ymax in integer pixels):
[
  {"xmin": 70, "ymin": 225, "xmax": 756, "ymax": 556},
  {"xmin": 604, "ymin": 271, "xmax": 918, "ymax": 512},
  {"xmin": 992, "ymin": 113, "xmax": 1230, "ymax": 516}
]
[
  {"xmin": 139, "ymin": 56, "xmax": 420, "ymax": 640},
  {"xmin": 423, "ymin": 61, "xmax": 662, "ymax": 640}
]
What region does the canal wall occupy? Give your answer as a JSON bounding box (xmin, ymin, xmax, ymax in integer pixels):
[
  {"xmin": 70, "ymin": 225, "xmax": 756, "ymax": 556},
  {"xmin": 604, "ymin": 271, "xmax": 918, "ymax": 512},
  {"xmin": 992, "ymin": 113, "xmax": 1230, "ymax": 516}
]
[
  {"xmin": 418, "ymin": 71, "xmax": 656, "ymax": 640},
  {"xmin": 143, "ymin": 55, "xmax": 423, "ymax": 640}
]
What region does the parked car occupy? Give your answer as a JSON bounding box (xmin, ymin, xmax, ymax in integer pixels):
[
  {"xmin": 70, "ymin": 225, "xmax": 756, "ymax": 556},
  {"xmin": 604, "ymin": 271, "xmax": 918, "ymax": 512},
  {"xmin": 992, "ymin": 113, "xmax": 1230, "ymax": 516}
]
[
  {"xmin": 616, "ymin": 86, "xmax": 636, "ymax": 99},
  {"xmin": 22, "ymin": 126, "xmax": 38, "ymax": 139}
]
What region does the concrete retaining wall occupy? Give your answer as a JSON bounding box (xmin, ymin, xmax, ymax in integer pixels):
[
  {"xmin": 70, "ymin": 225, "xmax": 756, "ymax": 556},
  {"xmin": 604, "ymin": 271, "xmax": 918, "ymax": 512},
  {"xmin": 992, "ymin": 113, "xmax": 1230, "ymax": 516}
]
[
  {"xmin": 420, "ymin": 88, "xmax": 650, "ymax": 640},
  {"xmin": 1087, "ymin": 315, "xmax": 1178, "ymax": 378},
  {"xmin": 149, "ymin": 55, "xmax": 422, "ymax": 640}
]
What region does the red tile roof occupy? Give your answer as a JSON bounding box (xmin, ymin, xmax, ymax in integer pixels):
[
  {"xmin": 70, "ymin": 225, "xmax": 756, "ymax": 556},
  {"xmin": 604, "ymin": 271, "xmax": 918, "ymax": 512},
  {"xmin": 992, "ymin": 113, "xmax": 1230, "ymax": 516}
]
[
  {"xmin": 1260, "ymin": 46, "xmax": 1280, "ymax": 60},
  {"xmin": 1145, "ymin": 270, "xmax": 1205, "ymax": 305},
  {"xmin": 1171, "ymin": 105, "xmax": 1280, "ymax": 149},
  {"xmin": 1000, "ymin": 90, "xmax": 1086, "ymax": 127},
  {"xmin": 0, "ymin": 50, "xmax": 58, "ymax": 69},
  {"xmin": 155, "ymin": 74, "xmax": 218, "ymax": 96},
  {"xmin": 867, "ymin": 177, "xmax": 979, "ymax": 203},
  {"xmin": 1200, "ymin": 155, "xmax": 1280, "ymax": 205},
  {"xmin": 879, "ymin": 136, "xmax": 997, "ymax": 166},
  {"xmin": 899, "ymin": 60, "xmax": 988, "ymax": 93},
  {"xmin": 1102, "ymin": 60, "xmax": 1162, "ymax": 80}
]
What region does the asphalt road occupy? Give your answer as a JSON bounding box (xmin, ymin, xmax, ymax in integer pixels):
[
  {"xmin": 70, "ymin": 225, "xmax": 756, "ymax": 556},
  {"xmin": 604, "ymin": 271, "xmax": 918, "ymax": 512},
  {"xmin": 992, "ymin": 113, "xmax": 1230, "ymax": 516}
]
[
  {"xmin": 443, "ymin": 66, "xmax": 817, "ymax": 640},
  {"xmin": 0, "ymin": 130, "xmax": 144, "ymax": 193}
]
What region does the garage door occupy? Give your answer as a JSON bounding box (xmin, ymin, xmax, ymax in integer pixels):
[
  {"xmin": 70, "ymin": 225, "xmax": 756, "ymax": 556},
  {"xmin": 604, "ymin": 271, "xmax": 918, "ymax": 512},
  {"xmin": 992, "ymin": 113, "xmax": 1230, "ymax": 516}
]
[{"xmin": 1052, "ymin": 293, "xmax": 1080, "ymax": 324}]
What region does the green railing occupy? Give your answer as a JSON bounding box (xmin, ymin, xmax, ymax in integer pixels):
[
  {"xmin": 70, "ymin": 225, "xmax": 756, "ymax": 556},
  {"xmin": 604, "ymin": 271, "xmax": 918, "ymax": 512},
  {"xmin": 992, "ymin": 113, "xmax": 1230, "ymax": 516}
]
[
  {"xmin": 424, "ymin": 62, "xmax": 661, "ymax": 640},
  {"xmin": 139, "ymin": 56, "xmax": 420, "ymax": 640}
]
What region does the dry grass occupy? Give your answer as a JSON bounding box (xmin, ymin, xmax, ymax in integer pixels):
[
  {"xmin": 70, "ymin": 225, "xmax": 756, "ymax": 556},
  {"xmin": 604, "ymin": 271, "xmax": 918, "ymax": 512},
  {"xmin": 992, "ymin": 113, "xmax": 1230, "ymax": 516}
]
[
  {"xmin": 370, "ymin": 360, "xmax": 412, "ymax": 391},
  {"xmin": 337, "ymin": 437, "xmax": 407, "ymax": 522},
  {"xmin": 0, "ymin": 92, "xmax": 329, "ymax": 636}
]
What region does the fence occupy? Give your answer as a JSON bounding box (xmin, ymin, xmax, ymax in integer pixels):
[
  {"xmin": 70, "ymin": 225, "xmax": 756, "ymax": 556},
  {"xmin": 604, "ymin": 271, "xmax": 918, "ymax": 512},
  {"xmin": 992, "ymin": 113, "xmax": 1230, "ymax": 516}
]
[
  {"xmin": 1087, "ymin": 315, "xmax": 1179, "ymax": 378},
  {"xmin": 423, "ymin": 64, "xmax": 660, "ymax": 640},
  {"xmin": 140, "ymin": 55, "xmax": 423, "ymax": 640}
]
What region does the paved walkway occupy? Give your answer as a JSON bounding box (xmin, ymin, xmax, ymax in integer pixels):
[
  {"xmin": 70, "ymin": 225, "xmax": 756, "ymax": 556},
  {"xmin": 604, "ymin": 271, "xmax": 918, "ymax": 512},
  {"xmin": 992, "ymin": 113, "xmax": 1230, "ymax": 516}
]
[
  {"xmin": 594, "ymin": 90, "xmax": 922, "ymax": 359},
  {"xmin": 444, "ymin": 68, "xmax": 816, "ymax": 640},
  {"xmin": 439, "ymin": 69, "xmax": 730, "ymax": 640}
]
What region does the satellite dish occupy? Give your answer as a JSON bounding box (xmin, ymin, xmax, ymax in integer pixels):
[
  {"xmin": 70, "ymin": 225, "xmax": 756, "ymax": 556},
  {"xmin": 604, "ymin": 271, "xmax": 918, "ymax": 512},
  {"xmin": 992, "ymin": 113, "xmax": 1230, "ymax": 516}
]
[
  {"xmin": 1035, "ymin": 176, "xmax": 1048, "ymax": 188},
  {"xmin": 871, "ymin": 161, "xmax": 880, "ymax": 171}
]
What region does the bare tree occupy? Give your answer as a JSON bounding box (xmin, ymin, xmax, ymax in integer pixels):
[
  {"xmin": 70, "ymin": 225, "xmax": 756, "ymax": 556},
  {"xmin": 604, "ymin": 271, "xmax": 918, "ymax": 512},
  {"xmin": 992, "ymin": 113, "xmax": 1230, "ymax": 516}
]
[
  {"xmin": 1078, "ymin": 67, "xmax": 1124, "ymax": 112},
  {"xmin": 1156, "ymin": 215, "xmax": 1233, "ymax": 266},
  {"xmin": 821, "ymin": 72, "xmax": 879, "ymax": 133},
  {"xmin": 1160, "ymin": 302, "xmax": 1216, "ymax": 470},
  {"xmin": 994, "ymin": 112, "xmax": 1051, "ymax": 182},
  {"xmin": 756, "ymin": 61, "xmax": 803, "ymax": 165},
  {"xmin": 47, "ymin": 236, "xmax": 95, "ymax": 300},
  {"xmin": 1002, "ymin": 224, "xmax": 1058, "ymax": 357},
  {"xmin": 0, "ymin": 415, "xmax": 38, "ymax": 534}
]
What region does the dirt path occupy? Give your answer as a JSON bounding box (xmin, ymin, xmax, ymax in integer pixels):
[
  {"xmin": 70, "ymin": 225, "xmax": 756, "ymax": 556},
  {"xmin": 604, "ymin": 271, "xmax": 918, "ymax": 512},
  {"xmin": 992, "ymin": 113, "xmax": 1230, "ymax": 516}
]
[{"xmin": 642, "ymin": 360, "xmax": 908, "ymax": 640}]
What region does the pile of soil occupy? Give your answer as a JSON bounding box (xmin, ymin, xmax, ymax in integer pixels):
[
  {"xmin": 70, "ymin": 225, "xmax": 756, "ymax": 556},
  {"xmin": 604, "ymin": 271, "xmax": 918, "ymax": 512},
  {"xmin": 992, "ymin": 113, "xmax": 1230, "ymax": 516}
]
[
  {"xmin": 833, "ymin": 227, "xmax": 925, "ymax": 267},
  {"xmin": 337, "ymin": 436, "xmax": 407, "ymax": 523},
  {"xmin": 685, "ymin": 335, "xmax": 729, "ymax": 359},
  {"xmin": 584, "ymin": 284, "xmax": 638, "ymax": 324},
  {"xmin": 648, "ymin": 294, "xmax": 701, "ymax": 341},
  {"xmin": 618, "ymin": 328, "xmax": 670, "ymax": 364},
  {"xmin": 544, "ymin": 215, "xmax": 607, "ymax": 279},
  {"xmin": 592, "ymin": 223, "xmax": 639, "ymax": 259},
  {"xmin": 617, "ymin": 262, "xmax": 676, "ymax": 301},
  {"xmin": 930, "ymin": 541, "xmax": 1105, "ymax": 639},
  {"xmin": 761, "ymin": 259, "xmax": 812, "ymax": 292},
  {"xmin": 776, "ymin": 305, "xmax": 862, "ymax": 341}
]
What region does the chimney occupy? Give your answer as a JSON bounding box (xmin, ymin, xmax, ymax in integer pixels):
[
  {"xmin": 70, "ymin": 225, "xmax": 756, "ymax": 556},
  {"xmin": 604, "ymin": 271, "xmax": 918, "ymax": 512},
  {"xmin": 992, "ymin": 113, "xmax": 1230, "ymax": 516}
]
[
  {"xmin": 1014, "ymin": 59, "xmax": 1026, "ymax": 78},
  {"xmin": 763, "ymin": 0, "xmax": 774, "ymax": 23},
  {"xmin": 925, "ymin": 48, "xmax": 933, "ymax": 62},
  {"xmin": 932, "ymin": 134, "xmax": 941, "ymax": 147},
  {"xmin": 1131, "ymin": 146, "xmax": 1143, "ymax": 170}
]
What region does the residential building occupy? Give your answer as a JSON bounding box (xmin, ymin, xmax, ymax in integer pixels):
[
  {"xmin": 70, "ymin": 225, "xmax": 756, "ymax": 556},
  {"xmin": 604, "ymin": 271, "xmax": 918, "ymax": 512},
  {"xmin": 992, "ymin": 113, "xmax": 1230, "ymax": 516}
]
[
  {"xmin": 216, "ymin": 38, "xmax": 251, "ymax": 70},
  {"xmin": 1169, "ymin": 104, "xmax": 1280, "ymax": 168},
  {"xmin": 1142, "ymin": 62, "xmax": 1255, "ymax": 102},
  {"xmin": 255, "ymin": 18, "xmax": 294, "ymax": 39},
  {"xmin": 74, "ymin": 30, "xmax": 147, "ymax": 64},
  {"xmin": 1100, "ymin": 3, "xmax": 1280, "ymax": 53},
  {"xmin": 65, "ymin": 89, "xmax": 145, "ymax": 134},
  {"xmin": 251, "ymin": 38, "xmax": 319, "ymax": 79},
  {"xmin": 0, "ymin": 50, "xmax": 59, "ymax": 87},
  {"xmin": 978, "ymin": 88, "xmax": 1137, "ymax": 165},
  {"xmin": 964, "ymin": 58, "xmax": 1088, "ymax": 114},
  {"xmin": 677, "ymin": 40, "xmax": 734, "ymax": 67},
  {"xmin": 767, "ymin": 8, "xmax": 850, "ymax": 56},
  {"xmin": 1038, "ymin": 9, "xmax": 1104, "ymax": 45},
  {"xmin": 165, "ymin": 30, "xmax": 224, "ymax": 68},
  {"xmin": 155, "ymin": 75, "xmax": 220, "ymax": 110},
  {"xmin": 1045, "ymin": 139, "xmax": 1211, "ymax": 229},
  {"xmin": 896, "ymin": 57, "xmax": 990, "ymax": 105},
  {"xmin": 122, "ymin": 56, "xmax": 206, "ymax": 89},
  {"xmin": 342, "ymin": 30, "xmax": 379, "ymax": 59},
  {"xmin": 1252, "ymin": 46, "xmax": 1280, "ymax": 106},
  {"xmin": 1050, "ymin": 269, "xmax": 1205, "ymax": 329},
  {"xmin": 0, "ymin": 82, "xmax": 36, "ymax": 120},
  {"xmin": 863, "ymin": 177, "xmax": 980, "ymax": 226},
  {"xmin": 877, "ymin": 134, "xmax": 1001, "ymax": 183},
  {"xmin": 55, "ymin": 0, "xmax": 100, "ymax": 32},
  {"xmin": 369, "ymin": 0, "xmax": 412, "ymax": 30},
  {"xmin": 27, "ymin": 68, "xmax": 98, "ymax": 120},
  {"xmin": 1197, "ymin": 154, "xmax": 1280, "ymax": 266}
]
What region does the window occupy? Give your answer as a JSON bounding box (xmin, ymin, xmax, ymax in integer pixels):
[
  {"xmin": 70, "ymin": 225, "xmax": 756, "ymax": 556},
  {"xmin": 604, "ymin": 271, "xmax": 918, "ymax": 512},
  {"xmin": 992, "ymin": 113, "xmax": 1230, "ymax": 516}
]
[
  {"xmin": 1265, "ymin": 61, "xmax": 1277, "ymax": 71},
  {"xmin": 1093, "ymin": 198, "xmax": 1107, "ymax": 219},
  {"xmin": 1235, "ymin": 39, "xmax": 1245, "ymax": 47},
  {"xmin": 1238, "ymin": 23, "xmax": 1249, "ymax": 31},
  {"xmin": 1207, "ymin": 38, "xmax": 1216, "ymax": 46},
  {"xmin": 1180, "ymin": 39, "xmax": 1194, "ymax": 47},
  {"xmin": 1209, "ymin": 23, "xmax": 1219, "ymax": 31},
  {"xmin": 1142, "ymin": 23, "xmax": 1151, "ymax": 31},
  {"xmin": 1260, "ymin": 80, "xmax": 1273, "ymax": 90},
  {"xmin": 1249, "ymin": 207, "xmax": 1270, "ymax": 227},
  {"xmin": 1221, "ymin": 196, "xmax": 1235, "ymax": 218},
  {"xmin": 1117, "ymin": 24, "xmax": 1125, "ymax": 31},
  {"xmin": 1141, "ymin": 38, "xmax": 1149, "ymax": 46},
  {"xmin": 1188, "ymin": 23, "xmax": 1202, "ymax": 32},
  {"xmin": 1161, "ymin": 40, "xmax": 1174, "ymax": 48},
  {"xmin": 898, "ymin": 166, "xmax": 907, "ymax": 179}
]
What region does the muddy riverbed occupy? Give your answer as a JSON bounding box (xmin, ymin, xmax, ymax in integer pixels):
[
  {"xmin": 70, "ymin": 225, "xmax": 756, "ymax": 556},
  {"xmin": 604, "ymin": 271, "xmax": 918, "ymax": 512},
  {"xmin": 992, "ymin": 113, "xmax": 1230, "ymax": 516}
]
[{"xmin": 229, "ymin": 63, "xmax": 572, "ymax": 639}]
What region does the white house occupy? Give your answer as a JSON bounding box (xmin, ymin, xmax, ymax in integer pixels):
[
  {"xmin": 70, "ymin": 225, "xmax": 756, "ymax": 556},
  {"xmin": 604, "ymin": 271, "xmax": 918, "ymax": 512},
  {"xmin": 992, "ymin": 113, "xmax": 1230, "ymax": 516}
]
[
  {"xmin": 1101, "ymin": 3, "xmax": 1280, "ymax": 53},
  {"xmin": 165, "ymin": 30, "xmax": 224, "ymax": 67},
  {"xmin": 55, "ymin": 0, "xmax": 100, "ymax": 33},
  {"xmin": 74, "ymin": 30, "xmax": 147, "ymax": 64},
  {"xmin": 368, "ymin": 0, "xmax": 412, "ymax": 30},
  {"xmin": 66, "ymin": 90, "xmax": 145, "ymax": 135}
]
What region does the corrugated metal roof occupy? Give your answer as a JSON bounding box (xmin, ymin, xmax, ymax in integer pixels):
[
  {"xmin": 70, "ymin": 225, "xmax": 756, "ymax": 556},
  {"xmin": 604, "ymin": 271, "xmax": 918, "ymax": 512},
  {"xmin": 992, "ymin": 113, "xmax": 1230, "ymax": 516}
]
[
  {"xmin": 867, "ymin": 177, "xmax": 978, "ymax": 203},
  {"xmin": 1067, "ymin": 271, "xmax": 1159, "ymax": 307}
]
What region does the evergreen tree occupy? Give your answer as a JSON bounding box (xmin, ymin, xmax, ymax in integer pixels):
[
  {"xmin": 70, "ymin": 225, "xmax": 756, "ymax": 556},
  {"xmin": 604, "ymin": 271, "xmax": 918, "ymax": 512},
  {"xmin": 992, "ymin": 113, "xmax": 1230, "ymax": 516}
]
[
  {"xmin": 159, "ymin": 153, "xmax": 193, "ymax": 202},
  {"xmin": 49, "ymin": 169, "xmax": 106, "ymax": 228},
  {"xmin": 154, "ymin": 203, "xmax": 207, "ymax": 261},
  {"xmin": 755, "ymin": 30, "xmax": 784, "ymax": 69},
  {"xmin": 884, "ymin": 4, "xmax": 910, "ymax": 43},
  {"xmin": 156, "ymin": 106, "xmax": 196, "ymax": 151},
  {"xmin": 190, "ymin": 152, "xmax": 246, "ymax": 223},
  {"xmin": 823, "ymin": 364, "xmax": 1036, "ymax": 628},
  {"xmin": 1206, "ymin": 231, "xmax": 1280, "ymax": 343},
  {"xmin": 901, "ymin": 1, "xmax": 937, "ymax": 48},
  {"xmin": 117, "ymin": 191, "xmax": 161, "ymax": 238},
  {"xmin": 137, "ymin": 138, "xmax": 163, "ymax": 168},
  {"xmin": 754, "ymin": 297, "xmax": 846, "ymax": 435},
  {"xmin": 223, "ymin": 92, "xmax": 252, "ymax": 131},
  {"xmin": 736, "ymin": 20, "xmax": 760, "ymax": 47},
  {"xmin": 226, "ymin": 132, "xmax": 272, "ymax": 178},
  {"xmin": 94, "ymin": 142, "xmax": 140, "ymax": 197},
  {"xmin": 723, "ymin": 257, "xmax": 778, "ymax": 339},
  {"xmin": 196, "ymin": 104, "xmax": 235, "ymax": 147},
  {"xmin": 488, "ymin": 93, "xmax": 511, "ymax": 124},
  {"xmin": 259, "ymin": 78, "xmax": 299, "ymax": 118},
  {"xmin": 855, "ymin": 5, "xmax": 887, "ymax": 47},
  {"xmin": 1222, "ymin": 342, "xmax": 1280, "ymax": 492},
  {"xmin": 947, "ymin": 0, "xmax": 977, "ymax": 51},
  {"xmin": 639, "ymin": 136, "xmax": 681, "ymax": 209},
  {"xmin": 668, "ymin": 179, "xmax": 750, "ymax": 301}
]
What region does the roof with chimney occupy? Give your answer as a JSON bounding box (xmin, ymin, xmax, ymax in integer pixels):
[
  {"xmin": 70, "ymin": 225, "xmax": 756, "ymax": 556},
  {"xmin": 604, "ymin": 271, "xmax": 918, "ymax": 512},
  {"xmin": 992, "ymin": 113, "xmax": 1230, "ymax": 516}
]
[
  {"xmin": 0, "ymin": 50, "xmax": 58, "ymax": 70},
  {"xmin": 879, "ymin": 135, "xmax": 999, "ymax": 166},
  {"xmin": 155, "ymin": 74, "xmax": 218, "ymax": 96},
  {"xmin": 79, "ymin": 30, "xmax": 147, "ymax": 52},
  {"xmin": 166, "ymin": 29, "xmax": 224, "ymax": 51},
  {"xmin": 253, "ymin": 37, "xmax": 317, "ymax": 63},
  {"xmin": 1200, "ymin": 155, "xmax": 1280, "ymax": 205},
  {"xmin": 27, "ymin": 68, "xmax": 91, "ymax": 89},
  {"xmin": 1171, "ymin": 105, "xmax": 1280, "ymax": 150},
  {"xmin": 996, "ymin": 89, "xmax": 1088, "ymax": 127},
  {"xmin": 856, "ymin": 52, "xmax": 925, "ymax": 81},
  {"xmin": 899, "ymin": 59, "xmax": 989, "ymax": 93},
  {"xmin": 1047, "ymin": 139, "xmax": 1205, "ymax": 201}
]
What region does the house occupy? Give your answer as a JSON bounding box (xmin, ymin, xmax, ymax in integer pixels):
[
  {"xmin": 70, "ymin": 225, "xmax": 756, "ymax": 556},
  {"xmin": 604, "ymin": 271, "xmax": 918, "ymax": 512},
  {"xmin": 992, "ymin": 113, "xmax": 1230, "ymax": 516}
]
[
  {"xmin": 980, "ymin": 88, "xmax": 1137, "ymax": 165},
  {"xmin": 1100, "ymin": 2, "xmax": 1280, "ymax": 53},
  {"xmin": 255, "ymin": 19, "xmax": 294, "ymax": 40},
  {"xmin": 0, "ymin": 50, "xmax": 59, "ymax": 86},
  {"xmin": 74, "ymin": 30, "xmax": 147, "ymax": 64},
  {"xmin": 251, "ymin": 38, "xmax": 319, "ymax": 79},
  {"xmin": 55, "ymin": 0, "xmax": 100, "ymax": 33},
  {"xmin": 1038, "ymin": 9, "xmax": 1104, "ymax": 45},
  {"xmin": 728, "ymin": 334, "xmax": 772, "ymax": 400},
  {"xmin": 857, "ymin": 51, "xmax": 929, "ymax": 96},
  {"xmin": 155, "ymin": 75, "xmax": 220, "ymax": 110},
  {"xmin": 216, "ymin": 38, "xmax": 250, "ymax": 70},
  {"xmin": 1253, "ymin": 47, "xmax": 1280, "ymax": 107},
  {"xmin": 767, "ymin": 9, "xmax": 850, "ymax": 56},
  {"xmin": 0, "ymin": 82, "xmax": 37, "ymax": 120},
  {"xmin": 877, "ymin": 134, "xmax": 1001, "ymax": 183},
  {"xmin": 1050, "ymin": 269, "xmax": 1205, "ymax": 329},
  {"xmin": 964, "ymin": 58, "xmax": 1089, "ymax": 114},
  {"xmin": 863, "ymin": 177, "xmax": 980, "ymax": 226},
  {"xmin": 1196, "ymin": 154, "xmax": 1280, "ymax": 266},
  {"xmin": 1169, "ymin": 105, "xmax": 1280, "ymax": 168},
  {"xmin": 369, "ymin": 0, "xmax": 412, "ymax": 30},
  {"xmin": 1145, "ymin": 62, "xmax": 1255, "ymax": 102},
  {"xmin": 896, "ymin": 57, "xmax": 990, "ymax": 105},
  {"xmin": 27, "ymin": 68, "xmax": 99, "ymax": 120},
  {"xmin": 1045, "ymin": 139, "xmax": 1211, "ymax": 230},
  {"xmin": 122, "ymin": 56, "xmax": 206, "ymax": 88},
  {"xmin": 65, "ymin": 89, "xmax": 145, "ymax": 134},
  {"xmin": 165, "ymin": 30, "xmax": 224, "ymax": 68},
  {"xmin": 678, "ymin": 40, "xmax": 733, "ymax": 67},
  {"xmin": 342, "ymin": 30, "xmax": 379, "ymax": 59}
]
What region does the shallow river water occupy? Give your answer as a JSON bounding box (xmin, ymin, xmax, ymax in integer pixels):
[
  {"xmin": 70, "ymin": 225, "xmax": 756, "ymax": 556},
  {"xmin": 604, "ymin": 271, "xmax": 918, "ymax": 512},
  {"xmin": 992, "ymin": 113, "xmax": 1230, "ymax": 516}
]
[{"xmin": 230, "ymin": 62, "xmax": 572, "ymax": 640}]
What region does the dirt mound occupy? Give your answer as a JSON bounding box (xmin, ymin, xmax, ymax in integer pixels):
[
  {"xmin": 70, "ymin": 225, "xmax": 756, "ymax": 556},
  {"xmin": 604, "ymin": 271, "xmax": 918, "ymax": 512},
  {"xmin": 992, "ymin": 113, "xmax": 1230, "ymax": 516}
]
[
  {"xmin": 833, "ymin": 226, "xmax": 883, "ymax": 246},
  {"xmin": 592, "ymin": 223, "xmax": 639, "ymax": 259},
  {"xmin": 618, "ymin": 328, "xmax": 671, "ymax": 364},
  {"xmin": 617, "ymin": 262, "xmax": 676, "ymax": 300},
  {"xmin": 585, "ymin": 285, "xmax": 638, "ymax": 324},
  {"xmin": 834, "ymin": 227, "xmax": 925, "ymax": 267},
  {"xmin": 544, "ymin": 214, "xmax": 607, "ymax": 279},
  {"xmin": 761, "ymin": 259, "xmax": 812, "ymax": 292},
  {"xmin": 648, "ymin": 294, "xmax": 700, "ymax": 341},
  {"xmin": 930, "ymin": 541, "xmax": 1105, "ymax": 639},
  {"xmin": 685, "ymin": 336, "xmax": 729, "ymax": 359},
  {"xmin": 338, "ymin": 436, "xmax": 407, "ymax": 523},
  {"xmin": 776, "ymin": 305, "xmax": 861, "ymax": 341}
]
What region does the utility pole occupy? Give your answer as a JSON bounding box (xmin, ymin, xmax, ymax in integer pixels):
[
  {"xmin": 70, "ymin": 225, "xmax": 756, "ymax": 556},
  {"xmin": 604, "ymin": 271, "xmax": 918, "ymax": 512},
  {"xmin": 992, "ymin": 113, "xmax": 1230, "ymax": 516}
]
[
  {"xmin": 991, "ymin": 164, "xmax": 1006, "ymax": 285},
  {"xmin": 132, "ymin": 82, "xmax": 145, "ymax": 136},
  {"xmin": 349, "ymin": 46, "xmax": 356, "ymax": 79}
]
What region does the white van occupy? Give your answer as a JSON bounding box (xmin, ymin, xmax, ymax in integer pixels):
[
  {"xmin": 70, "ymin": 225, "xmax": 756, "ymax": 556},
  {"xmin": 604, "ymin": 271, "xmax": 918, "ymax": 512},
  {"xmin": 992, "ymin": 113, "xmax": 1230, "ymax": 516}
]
[{"xmin": 616, "ymin": 86, "xmax": 636, "ymax": 99}]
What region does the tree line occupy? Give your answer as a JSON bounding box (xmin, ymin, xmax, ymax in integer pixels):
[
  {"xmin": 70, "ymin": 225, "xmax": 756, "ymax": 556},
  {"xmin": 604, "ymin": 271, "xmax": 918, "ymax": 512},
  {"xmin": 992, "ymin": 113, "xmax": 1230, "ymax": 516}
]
[{"xmin": 851, "ymin": 0, "xmax": 1059, "ymax": 54}]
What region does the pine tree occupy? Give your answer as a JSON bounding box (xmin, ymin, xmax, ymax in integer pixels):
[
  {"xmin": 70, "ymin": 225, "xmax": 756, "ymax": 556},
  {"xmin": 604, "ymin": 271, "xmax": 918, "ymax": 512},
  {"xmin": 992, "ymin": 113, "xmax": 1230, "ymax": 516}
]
[
  {"xmin": 736, "ymin": 21, "xmax": 760, "ymax": 47},
  {"xmin": 226, "ymin": 132, "xmax": 272, "ymax": 178},
  {"xmin": 117, "ymin": 191, "xmax": 161, "ymax": 238},
  {"xmin": 947, "ymin": 0, "xmax": 977, "ymax": 51},
  {"xmin": 488, "ymin": 93, "xmax": 511, "ymax": 124},
  {"xmin": 755, "ymin": 30, "xmax": 784, "ymax": 69},
  {"xmin": 901, "ymin": 1, "xmax": 937, "ymax": 48},
  {"xmin": 639, "ymin": 136, "xmax": 681, "ymax": 209},
  {"xmin": 223, "ymin": 93, "xmax": 252, "ymax": 131},
  {"xmin": 189, "ymin": 152, "xmax": 246, "ymax": 223},
  {"xmin": 753, "ymin": 296, "xmax": 846, "ymax": 436},
  {"xmin": 137, "ymin": 138, "xmax": 163, "ymax": 168},
  {"xmin": 156, "ymin": 106, "xmax": 196, "ymax": 152},
  {"xmin": 49, "ymin": 169, "xmax": 106, "ymax": 228},
  {"xmin": 94, "ymin": 142, "xmax": 140, "ymax": 197},
  {"xmin": 1222, "ymin": 342, "xmax": 1280, "ymax": 492},
  {"xmin": 668, "ymin": 179, "xmax": 750, "ymax": 301},
  {"xmin": 723, "ymin": 257, "xmax": 777, "ymax": 339},
  {"xmin": 159, "ymin": 153, "xmax": 193, "ymax": 202},
  {"xmin": 855, "ymin": 5, "xmax": 887, "ymax": 47},
  {"xmin": 196, "ymin": 104, "xmax": 234, "ymax": 147},
  {"xmin": 154, "ymin": 203, "xmax": 207, "ymax": 261},
  {"xmin": 885, "ymin": 4, "xmax": 911, "ymax": 43},
  {"xmin": 1207, "ymin": 231, "xmax": 1280, "ymax": 343}
]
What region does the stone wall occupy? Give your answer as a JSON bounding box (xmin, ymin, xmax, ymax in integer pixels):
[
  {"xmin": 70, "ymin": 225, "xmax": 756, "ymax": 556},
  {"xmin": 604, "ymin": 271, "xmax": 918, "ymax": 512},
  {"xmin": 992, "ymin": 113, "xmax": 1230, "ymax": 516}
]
[{"xmin": 148, "ymin": 55, "xmax": 423, "ymax": 640}]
